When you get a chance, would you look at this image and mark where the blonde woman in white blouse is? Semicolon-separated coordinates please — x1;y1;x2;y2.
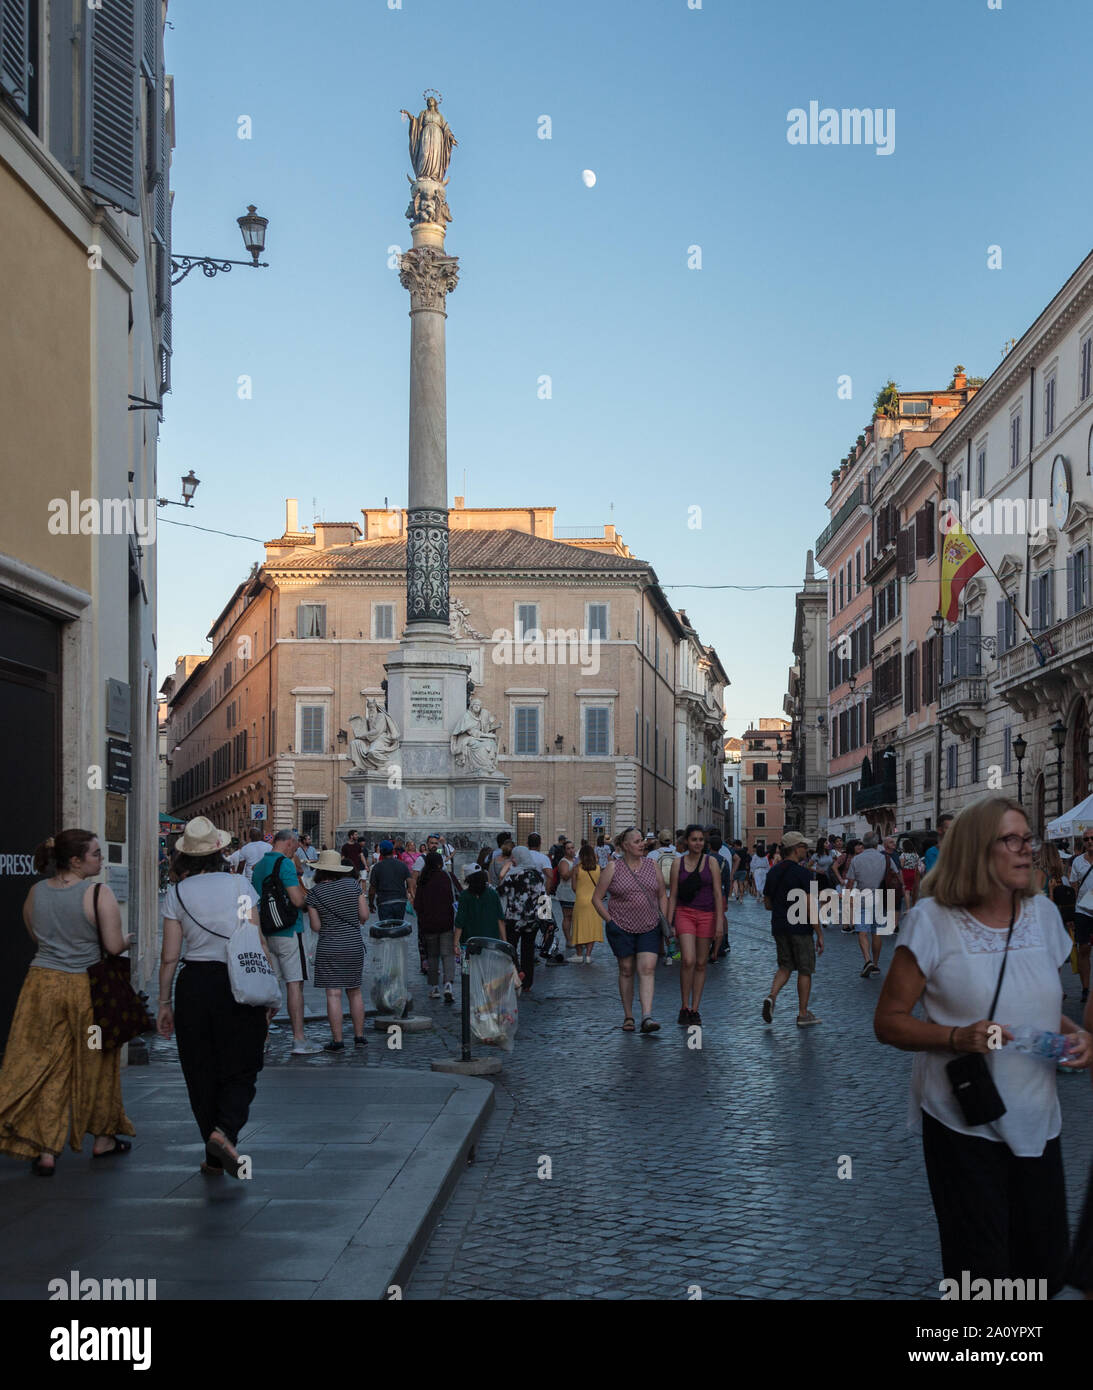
875;796;1091;1297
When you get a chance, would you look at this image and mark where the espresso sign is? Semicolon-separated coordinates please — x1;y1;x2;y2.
409;680;444;727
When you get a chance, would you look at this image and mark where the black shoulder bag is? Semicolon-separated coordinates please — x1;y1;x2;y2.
676;854;707;905
945;897;1016;1127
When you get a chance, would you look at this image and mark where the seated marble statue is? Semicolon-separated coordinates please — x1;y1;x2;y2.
348;699;400;771
450;698;499;773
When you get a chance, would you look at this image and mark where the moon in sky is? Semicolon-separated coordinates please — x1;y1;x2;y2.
581;169;596;188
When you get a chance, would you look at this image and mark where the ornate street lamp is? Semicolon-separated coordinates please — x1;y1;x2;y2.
157;470;200;509
1051;718;1067;819
171;205;271;285
1012;730;1028;804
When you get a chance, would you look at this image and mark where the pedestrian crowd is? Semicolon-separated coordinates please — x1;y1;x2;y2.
1;800;1091;1302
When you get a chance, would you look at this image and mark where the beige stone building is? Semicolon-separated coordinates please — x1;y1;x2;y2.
165;502;727;849
0;0;173;1017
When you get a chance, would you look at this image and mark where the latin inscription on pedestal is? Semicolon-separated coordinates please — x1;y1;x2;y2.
409;679;444;727
371;786;399;818
453;785;478;819
348;789;366;821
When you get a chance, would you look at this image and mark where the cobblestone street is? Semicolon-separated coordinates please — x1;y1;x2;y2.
390;895;1092;1301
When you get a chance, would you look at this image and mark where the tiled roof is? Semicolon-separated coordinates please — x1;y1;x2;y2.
270;529;648;574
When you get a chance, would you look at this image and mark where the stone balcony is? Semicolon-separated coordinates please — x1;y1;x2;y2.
994;609;1093;715
791;774;828;796
938;676;989;738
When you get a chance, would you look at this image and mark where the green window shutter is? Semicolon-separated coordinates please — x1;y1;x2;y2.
141;0;156;79
81;0;140;215
0;0;30;116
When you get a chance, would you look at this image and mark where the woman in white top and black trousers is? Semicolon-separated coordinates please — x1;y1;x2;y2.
875;796;1092;1296
157;817;273;1178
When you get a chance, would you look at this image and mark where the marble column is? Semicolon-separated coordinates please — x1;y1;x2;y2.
399;242;459;642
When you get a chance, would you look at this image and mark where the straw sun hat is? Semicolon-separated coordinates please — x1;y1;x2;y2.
177;816;233;857
313;849;352;874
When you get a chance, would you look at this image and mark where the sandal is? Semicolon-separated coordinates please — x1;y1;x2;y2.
205;1131;243;1178
640;1018;661;1034
621;1016;635;1031
91;1138;132;1158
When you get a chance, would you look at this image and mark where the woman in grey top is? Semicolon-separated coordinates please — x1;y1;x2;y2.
0;829;135;1174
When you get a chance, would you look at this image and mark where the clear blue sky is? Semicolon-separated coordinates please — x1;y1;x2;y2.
156;0;1093;737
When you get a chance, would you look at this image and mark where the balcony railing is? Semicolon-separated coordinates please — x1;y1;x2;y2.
996;608;1093;687
939;676;988;712
791;774;828;795
855;782;897;812
816;483;865;557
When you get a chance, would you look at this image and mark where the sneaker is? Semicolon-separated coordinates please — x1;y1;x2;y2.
868;963;882;978
545;954;567;966
796;1011;822;1026
860;962;873;978
443;983;454;1003
354;1035;368;1047
323;1039;345;1052
690;1011;702;1026
677;1007;690;1025
428;986;441;1000
761;996;774;1024
291;1039;324;1055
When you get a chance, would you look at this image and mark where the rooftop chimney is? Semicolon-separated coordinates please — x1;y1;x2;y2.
286;498;299;533
453;496;464;509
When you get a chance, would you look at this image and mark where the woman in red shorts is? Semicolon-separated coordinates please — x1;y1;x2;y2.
668;825;724;1027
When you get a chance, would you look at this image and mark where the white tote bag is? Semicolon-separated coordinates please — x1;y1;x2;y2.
177;882;282;1009
226;919;282;1008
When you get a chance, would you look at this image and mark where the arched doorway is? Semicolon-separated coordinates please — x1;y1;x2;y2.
1073;698;1090;807
1032;773;1045;841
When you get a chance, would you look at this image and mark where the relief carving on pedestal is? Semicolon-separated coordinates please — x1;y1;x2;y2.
406;508;450;623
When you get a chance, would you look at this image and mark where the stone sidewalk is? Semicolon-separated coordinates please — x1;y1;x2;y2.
0;1063;492;1300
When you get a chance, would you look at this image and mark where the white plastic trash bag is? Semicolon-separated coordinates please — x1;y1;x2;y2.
468;941;520;1051
370;925;411;1017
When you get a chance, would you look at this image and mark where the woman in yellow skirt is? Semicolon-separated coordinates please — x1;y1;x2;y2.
0;830;135;1174
570;844;603;962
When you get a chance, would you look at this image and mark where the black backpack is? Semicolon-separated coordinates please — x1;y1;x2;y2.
258;855;295;933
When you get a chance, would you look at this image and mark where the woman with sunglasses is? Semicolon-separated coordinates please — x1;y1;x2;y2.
1068;832;1093;1005
592;827;667;1033
875;796;1091;1298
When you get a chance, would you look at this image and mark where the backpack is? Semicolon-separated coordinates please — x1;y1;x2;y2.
658;852;675;890
258;855;295;933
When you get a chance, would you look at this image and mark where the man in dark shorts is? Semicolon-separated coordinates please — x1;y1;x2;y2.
761;830;824;1027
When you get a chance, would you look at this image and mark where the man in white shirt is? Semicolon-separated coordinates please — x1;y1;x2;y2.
233;827;271;882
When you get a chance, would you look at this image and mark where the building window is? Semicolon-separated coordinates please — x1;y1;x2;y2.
511;801;540;841
1081;335;1093;402
1044;374;1057;437
586;602;609;640
830;581;836;616
753;762;768;781
1069;546;1091;617
372;603;395;639
299;705;325;754
839;571;844;609
583;706;610;756
855;550;862;594
924;751;933;790
971;736;980;784
297;604;325;639
298;799;324;845
904;758;912;797
514;706;540;755
976;445;987;499
946;744;957;790
1032;570;1053;633
756;812;766;828
515;603;540;639
1003;725;1012;776
583;805;611;841
755;788;766;805
1010;413;1021;470
865;540;872;572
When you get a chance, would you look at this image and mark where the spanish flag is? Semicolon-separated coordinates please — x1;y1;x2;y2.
940;521;985;622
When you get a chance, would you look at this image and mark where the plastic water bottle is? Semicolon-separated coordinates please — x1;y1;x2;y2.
1008;1025;1070;1061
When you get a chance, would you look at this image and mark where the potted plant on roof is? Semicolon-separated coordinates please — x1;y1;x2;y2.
873;380;900;420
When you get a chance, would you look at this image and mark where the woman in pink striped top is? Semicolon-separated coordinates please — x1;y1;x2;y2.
592;828;668;1033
